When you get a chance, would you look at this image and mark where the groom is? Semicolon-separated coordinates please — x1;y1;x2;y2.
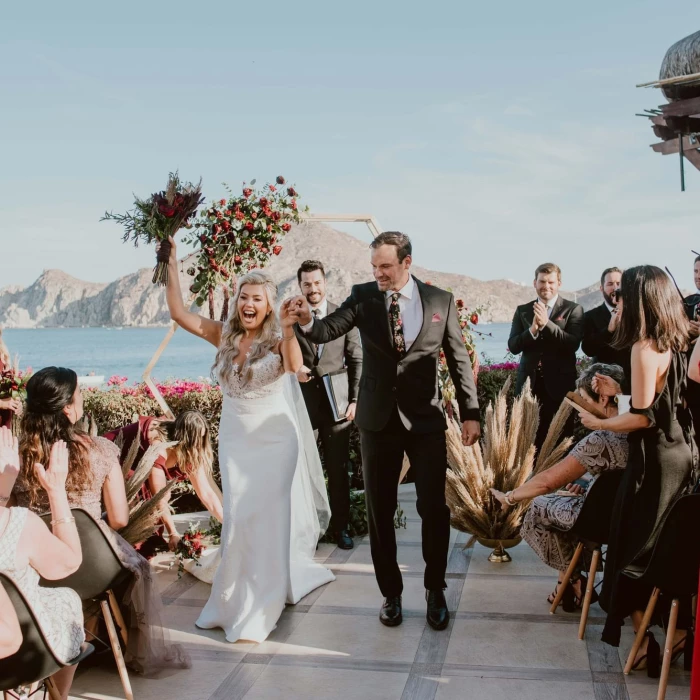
288;231;480;630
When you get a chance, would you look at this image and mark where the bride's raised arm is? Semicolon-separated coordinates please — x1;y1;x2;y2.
278;299;303;374
161;236;222;348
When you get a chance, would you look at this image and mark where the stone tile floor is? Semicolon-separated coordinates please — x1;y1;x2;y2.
68;484;692;699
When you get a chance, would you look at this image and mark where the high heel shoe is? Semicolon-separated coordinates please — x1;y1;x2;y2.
669;632;688;667
631;631;661;678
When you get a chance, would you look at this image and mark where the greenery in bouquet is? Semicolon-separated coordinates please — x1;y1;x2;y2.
102;171;204;285
173;524;207;578
182;175;307;316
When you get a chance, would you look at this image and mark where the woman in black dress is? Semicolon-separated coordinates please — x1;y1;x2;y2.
579;266;694;675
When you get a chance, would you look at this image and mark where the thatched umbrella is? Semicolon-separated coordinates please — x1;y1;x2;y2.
659;30;700;101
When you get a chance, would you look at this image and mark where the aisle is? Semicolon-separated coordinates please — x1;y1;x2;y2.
68;484;691;700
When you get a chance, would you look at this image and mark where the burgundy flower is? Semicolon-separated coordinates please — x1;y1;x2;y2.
234;255;242;265
219;199;227;206
243;187;253;198
216;211;224;220
470;313;479;325
213;224;222;235
259;197;269;207
199;234;207;244
282;222;291;232
287;187;297;197
158;203;176;217
276;175;285;184
245;222;254;231
456;299;464;309
273;245;283;255
235;209;244;221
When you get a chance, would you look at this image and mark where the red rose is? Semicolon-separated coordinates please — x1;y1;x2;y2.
251;212;257;219
272;211;281;222
273;245;283;255
269;184;276;192
290;199;297;210
234;255;242;265
282;222;291;232
456;299;464;309
243;188;253;198
235;210;244;221
266;225;272;232
219;199;227;206
276;175;285;184
263;207;273;217
199;234;207;244
222;220;231;231
158;203;176;217
287;187;297;197
259;197;268;207
224;209;232;216
245;222;254;231
470;313;479;325
216;211;223;220
214;224;222;235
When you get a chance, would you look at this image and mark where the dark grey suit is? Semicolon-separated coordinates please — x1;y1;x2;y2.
294;301;362;532
303;276;479;596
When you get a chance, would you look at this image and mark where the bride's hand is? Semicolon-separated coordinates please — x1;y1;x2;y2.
279;299;297;328
156;236;178;265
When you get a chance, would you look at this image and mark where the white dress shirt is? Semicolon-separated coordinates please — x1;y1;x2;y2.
301;276;424;351
530;294;559;339
385;275;423;351
311;298;328;357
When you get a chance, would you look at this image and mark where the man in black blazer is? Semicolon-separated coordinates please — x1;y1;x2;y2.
294;260;362;550
287;232;480;632
582;267;630;388
508;263;584;452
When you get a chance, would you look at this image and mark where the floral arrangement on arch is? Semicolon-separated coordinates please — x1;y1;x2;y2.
182;176;308;319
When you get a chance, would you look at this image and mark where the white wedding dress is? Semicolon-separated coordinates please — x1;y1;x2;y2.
187;350;335;643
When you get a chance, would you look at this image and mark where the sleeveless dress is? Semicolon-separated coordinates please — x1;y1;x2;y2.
522;429;628;572
192;351;334;643
600;351;695;646
0;507;84;662
13;438;190;675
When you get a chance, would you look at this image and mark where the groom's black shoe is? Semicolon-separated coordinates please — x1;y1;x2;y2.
379;596;403;627
426;590;449;631
336;530;354;550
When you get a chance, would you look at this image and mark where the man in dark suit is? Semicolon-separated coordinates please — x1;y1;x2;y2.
294;260;362;550
508;262;584;452
582;267;630;388
286;232;480;631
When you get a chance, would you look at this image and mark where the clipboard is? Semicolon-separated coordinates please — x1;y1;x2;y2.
564;391;608;419
322;369;350;422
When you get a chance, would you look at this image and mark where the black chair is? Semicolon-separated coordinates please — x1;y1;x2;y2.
549;470;624;640
39;509;134;700
0;573;94;700
622;492;700;700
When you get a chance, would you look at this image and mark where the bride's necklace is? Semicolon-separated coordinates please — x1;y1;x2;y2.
233;332;256;375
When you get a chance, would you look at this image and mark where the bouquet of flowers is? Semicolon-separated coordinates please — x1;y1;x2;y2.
0;366;32;435
182;175;307;316
173;525;206;578
102;171;205;286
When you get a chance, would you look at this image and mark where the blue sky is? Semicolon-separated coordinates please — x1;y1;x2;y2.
1;1;699;292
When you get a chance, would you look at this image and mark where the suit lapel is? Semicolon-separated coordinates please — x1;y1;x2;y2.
405;277;431;356
372;286;394;350
549;296;565;323
316;302;336;361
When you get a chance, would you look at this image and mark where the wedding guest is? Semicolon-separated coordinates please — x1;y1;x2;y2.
492;363;627;611
0;582;21;659
0;328;22;429
683;254;700;448
13;367;190;677
581;266;693;675
508;263;584;451
294;260;362;550
103;412;223;555
0;427;84;699
290;231;480;631
582;267;631;387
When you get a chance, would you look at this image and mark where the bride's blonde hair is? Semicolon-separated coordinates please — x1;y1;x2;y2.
213;271;280;387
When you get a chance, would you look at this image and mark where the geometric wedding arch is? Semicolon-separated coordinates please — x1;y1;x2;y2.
142;213;383;417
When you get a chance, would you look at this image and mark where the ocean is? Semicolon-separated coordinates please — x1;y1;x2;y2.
3;324;514;382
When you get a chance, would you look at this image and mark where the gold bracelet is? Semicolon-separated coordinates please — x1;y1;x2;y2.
504;491;517;506
50;517;76;526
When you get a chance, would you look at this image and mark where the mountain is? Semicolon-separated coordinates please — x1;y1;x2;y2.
0;222;604;328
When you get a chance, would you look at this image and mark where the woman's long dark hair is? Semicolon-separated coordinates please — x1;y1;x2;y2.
613;265;689;353
19;366;92;508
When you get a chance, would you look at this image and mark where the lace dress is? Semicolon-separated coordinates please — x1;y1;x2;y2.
192;351;334;643
13;437;190;676
0;507;84;662
521;430;629;571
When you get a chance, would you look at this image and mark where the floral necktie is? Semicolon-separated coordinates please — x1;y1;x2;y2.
389;293;406;357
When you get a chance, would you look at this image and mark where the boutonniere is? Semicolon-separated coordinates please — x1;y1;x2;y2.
554;315;566;322
431;313;441;323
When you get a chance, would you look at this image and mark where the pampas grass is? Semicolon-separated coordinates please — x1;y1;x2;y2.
119;477;178;546
445;379;573;546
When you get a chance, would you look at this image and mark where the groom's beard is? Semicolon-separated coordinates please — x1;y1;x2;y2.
603;291;617;308
305;292;324;307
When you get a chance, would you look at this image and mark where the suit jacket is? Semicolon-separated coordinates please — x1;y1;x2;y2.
507;296;584;399
302;276;480;434
683;294;700;410
294;301;362;429
582;303;631;386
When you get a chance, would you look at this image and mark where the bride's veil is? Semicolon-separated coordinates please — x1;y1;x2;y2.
283;373;331;557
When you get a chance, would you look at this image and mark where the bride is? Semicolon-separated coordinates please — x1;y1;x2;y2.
161;237;334;643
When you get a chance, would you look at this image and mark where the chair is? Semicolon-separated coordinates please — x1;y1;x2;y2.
622;493;700;700
549;470;624;640
0;573;94;700
39;509;134;700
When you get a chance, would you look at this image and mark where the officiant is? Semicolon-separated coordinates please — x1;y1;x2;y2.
294;260;362;550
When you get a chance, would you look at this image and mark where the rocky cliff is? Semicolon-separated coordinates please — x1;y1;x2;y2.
0;223;605;328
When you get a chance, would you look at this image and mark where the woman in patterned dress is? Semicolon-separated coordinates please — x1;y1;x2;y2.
0;426;84;699
13;367;190;676
492;362;628;611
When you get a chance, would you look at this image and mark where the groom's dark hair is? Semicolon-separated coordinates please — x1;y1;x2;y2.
370;231;412;263
297;260;326;283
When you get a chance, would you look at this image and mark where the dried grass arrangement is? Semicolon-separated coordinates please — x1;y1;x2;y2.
445;378;574;554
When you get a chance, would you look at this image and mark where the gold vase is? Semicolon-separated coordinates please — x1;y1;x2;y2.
476;537;522;563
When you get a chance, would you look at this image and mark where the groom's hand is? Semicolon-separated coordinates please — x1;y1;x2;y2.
461;419;480;447
287;295;312;326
